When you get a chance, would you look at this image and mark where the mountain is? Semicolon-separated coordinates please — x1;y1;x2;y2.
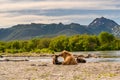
0;17;119;41
112;25;120;37
88;17;118;34
0;23;89;41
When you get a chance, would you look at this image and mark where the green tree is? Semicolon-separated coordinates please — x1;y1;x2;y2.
98;32;115;44
98;32;115;50
68;35;84;51
0;41;5;52
49;35;69;52
37;38;51;49
82;35;99;51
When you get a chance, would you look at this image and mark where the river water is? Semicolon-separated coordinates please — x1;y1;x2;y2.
0;51;120;62
73;51;120;62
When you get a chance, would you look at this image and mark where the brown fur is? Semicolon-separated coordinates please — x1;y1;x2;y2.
52;55;62;65
59;50;77;65
76;57;86;63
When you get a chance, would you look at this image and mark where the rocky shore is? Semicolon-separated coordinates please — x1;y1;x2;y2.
0;61;120;80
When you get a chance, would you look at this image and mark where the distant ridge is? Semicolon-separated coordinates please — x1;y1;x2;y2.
0;17;119;41
88;17;118;34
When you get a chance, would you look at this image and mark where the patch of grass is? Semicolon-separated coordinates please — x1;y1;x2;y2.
26;67;38;72
72;75;82;80
39;72;50;78
97;73;117;78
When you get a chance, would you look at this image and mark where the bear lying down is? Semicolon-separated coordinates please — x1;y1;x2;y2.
53;50;86;65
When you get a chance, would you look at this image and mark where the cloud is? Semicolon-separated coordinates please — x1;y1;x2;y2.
0;13;120;28
0;0;120;11
0;0;120;27
1;9;120;17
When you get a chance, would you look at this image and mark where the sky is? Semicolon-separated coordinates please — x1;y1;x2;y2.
0;0;120;28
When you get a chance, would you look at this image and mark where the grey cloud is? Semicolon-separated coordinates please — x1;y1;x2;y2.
1;9;120;17
0;0;120;27
6;0;54;2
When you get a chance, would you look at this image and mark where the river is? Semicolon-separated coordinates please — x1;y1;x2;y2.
73;51;120;62
0;51;120;62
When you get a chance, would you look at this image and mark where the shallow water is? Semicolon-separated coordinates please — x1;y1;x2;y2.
72;51;120;58
73;51;120;62
0;51;120;62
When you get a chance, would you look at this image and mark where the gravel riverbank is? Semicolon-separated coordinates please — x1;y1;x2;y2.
0;61;120;80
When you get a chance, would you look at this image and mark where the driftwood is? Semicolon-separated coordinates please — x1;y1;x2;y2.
0;59;29;62
74;54;99;58
85;54;98;58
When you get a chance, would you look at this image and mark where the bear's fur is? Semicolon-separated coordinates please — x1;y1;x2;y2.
76;57;86;63
52;55;62;65
59;50;77;65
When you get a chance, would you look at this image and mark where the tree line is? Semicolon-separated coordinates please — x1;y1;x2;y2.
0;32;120;54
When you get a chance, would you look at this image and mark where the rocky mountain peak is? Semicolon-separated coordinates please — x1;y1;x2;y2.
88;17;118;27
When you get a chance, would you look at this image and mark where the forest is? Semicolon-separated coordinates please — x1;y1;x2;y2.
0;32;120;54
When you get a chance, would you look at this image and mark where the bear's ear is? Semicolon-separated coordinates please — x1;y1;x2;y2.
62;50;68;53
63;50;67;52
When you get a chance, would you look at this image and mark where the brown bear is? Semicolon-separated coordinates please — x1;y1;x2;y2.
76;57;86;63
52;55;62;65
59;50;77;65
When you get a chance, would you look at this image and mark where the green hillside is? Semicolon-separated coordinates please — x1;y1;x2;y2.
0;17;118;41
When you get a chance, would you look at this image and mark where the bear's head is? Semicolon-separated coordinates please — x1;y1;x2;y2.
53;55;59;60
59;50;71;59
53;55;62;65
